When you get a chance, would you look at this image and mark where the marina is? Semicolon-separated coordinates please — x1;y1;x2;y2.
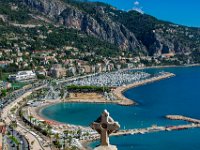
67;71;151;87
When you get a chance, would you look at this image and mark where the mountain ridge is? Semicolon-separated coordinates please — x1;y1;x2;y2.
1;0;200;61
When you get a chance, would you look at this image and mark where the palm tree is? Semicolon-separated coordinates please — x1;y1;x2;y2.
50;134;54;149
77;129;82;139
28;115;33;124
46;124;52;136
64;130;69;137
63;130;69;148
10;120;17;137
54;133;61;149
68;136;72;145
10;120;21;150
54;133;60;141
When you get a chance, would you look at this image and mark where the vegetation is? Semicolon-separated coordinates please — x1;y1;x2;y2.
0;23;120;59
12;82;28;90
66;85;111;92
0;0;200;76
0;0;31;23
37;74;46;80
192;50;200;63
0;89;7;97
9;135;20;145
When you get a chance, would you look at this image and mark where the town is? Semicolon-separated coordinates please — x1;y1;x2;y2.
0;0;200;150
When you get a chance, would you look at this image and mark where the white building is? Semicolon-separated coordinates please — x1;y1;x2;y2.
8;70;36;81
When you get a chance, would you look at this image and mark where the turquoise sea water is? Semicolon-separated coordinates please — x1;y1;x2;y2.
41;66;200;150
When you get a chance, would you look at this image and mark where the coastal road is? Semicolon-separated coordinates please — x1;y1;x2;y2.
1;86;51;150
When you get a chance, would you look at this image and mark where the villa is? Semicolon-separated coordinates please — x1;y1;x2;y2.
50;64;67;78
8;70;36;81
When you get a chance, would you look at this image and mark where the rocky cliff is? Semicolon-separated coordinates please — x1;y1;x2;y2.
2;0;200;56
23;0;144;54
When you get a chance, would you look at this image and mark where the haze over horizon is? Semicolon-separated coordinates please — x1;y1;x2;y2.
89;0;200;27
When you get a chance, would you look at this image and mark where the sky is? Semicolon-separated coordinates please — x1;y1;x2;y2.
89;0;200;27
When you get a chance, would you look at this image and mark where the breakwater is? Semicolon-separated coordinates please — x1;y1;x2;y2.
113;72;175;106
88;115;200;142
166;115;200;124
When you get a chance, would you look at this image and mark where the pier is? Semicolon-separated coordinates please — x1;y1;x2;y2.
87;115;200;141
113;115;200;136
88;124;200;142
166;115;200;124
112;124;200;137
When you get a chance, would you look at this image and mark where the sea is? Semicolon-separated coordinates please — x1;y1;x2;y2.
41;66;200;150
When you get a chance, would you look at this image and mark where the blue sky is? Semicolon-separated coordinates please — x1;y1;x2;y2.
89;0;200;27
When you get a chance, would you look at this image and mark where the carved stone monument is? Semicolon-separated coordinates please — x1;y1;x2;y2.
90;109;120;150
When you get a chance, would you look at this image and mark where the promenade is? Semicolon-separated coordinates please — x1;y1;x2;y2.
1;85;51;150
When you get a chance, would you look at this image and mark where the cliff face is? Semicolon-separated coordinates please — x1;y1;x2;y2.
23;0;144;53
22;0;200;56
106;9;200;56
146;27;199;56
144;31;191;55
24;0;66;17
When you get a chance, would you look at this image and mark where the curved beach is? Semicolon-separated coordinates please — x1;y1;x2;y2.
26;72;176;132
22;71;177;149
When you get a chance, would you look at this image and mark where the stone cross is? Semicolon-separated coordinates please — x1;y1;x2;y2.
90;110;120;146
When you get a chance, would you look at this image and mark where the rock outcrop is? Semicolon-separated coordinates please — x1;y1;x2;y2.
23;0;144;53
22;0;200;56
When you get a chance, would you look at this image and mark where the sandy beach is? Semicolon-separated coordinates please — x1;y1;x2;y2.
20;71;176;149
32;72;175;124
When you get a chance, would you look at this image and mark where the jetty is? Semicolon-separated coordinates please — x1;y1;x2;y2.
87;115;200;142
166;115;200;124
114;115;200;136
112;124;200;137
88;123;200;142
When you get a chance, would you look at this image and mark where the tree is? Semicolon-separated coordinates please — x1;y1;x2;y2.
28;115;33;124
10;120;17;137
46;124;52;136
32;118;37;126
1;89;7;97
53;133;62;148
0;68;2;80
77;129;82;139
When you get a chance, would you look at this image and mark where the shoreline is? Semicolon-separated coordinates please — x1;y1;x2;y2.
12;65;199;149
113;72;175;106
30;72;176;130
128;63;200;71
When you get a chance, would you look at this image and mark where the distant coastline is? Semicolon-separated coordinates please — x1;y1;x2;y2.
128;63;200;71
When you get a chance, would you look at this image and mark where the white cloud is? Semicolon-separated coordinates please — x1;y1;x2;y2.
134;1;140;6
